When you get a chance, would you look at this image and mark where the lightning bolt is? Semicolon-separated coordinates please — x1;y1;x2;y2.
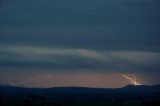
7;74;53;86
8;76;39;86
122;74;141;86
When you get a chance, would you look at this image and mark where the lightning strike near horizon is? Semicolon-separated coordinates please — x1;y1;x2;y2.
122;74;141;86
8;76;39;86
7;74;54;86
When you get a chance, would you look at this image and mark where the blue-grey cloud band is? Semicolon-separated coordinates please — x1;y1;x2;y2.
0;47;159;73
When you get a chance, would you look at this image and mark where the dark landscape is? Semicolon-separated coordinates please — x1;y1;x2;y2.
0;0;160;106
0;84;160;106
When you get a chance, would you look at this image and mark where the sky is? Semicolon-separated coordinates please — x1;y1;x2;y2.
0;0;160;88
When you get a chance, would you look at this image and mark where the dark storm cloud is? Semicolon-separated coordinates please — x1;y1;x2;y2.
0;0;160;86
0;47;160;74
0;0;159;75
0;0;160;51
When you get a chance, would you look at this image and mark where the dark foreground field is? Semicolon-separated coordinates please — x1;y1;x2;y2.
0;85;160;106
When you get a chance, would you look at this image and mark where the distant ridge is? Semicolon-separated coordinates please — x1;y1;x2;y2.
123;84;160;90
0;84;160;94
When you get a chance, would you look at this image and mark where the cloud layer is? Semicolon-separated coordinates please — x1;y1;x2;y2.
0;0;160;86
0;47;159;74
0;0;160;51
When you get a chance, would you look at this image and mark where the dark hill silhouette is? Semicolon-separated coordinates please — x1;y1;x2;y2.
0;84;160;94
0;84;160;106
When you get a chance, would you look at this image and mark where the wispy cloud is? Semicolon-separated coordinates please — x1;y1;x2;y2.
0;46;159;73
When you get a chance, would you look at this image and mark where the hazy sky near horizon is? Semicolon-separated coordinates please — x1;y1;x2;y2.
0;0;160;88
